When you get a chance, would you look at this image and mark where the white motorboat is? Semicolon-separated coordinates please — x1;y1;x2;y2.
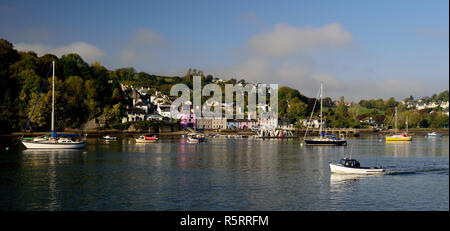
329;158;385;174
427;132;441;137
20;61;86;149
103;135;117;140
187;135;206;143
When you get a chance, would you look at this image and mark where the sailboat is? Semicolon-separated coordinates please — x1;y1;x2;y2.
385;107;412;142
21;61;86;149
304;82;347;146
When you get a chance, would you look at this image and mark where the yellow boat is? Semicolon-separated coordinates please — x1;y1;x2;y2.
385;107;412;142
385;134;412;141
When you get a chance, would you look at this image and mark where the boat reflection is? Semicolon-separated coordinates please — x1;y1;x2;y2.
329;173;377;185
22;148;85;155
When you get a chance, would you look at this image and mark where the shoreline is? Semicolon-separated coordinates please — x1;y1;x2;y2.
1;128;448;138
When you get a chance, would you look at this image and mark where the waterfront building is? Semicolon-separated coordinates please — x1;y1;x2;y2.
196;118;212;130
227;120;239;129
277;118;292;129
258;118;278;130
178;113;196;129
211;117;227;130
237;119;252;129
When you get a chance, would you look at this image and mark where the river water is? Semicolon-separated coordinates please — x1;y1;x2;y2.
0;135;448;211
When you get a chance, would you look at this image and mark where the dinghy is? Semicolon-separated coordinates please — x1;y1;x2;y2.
135;135;159;143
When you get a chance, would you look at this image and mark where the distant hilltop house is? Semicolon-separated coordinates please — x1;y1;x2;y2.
121;86;174;123
300;117;325;129
359;116;375;124
212;78;225;83
415;101;449;111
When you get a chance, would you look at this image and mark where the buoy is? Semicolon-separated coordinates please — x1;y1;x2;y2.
5;147;9;151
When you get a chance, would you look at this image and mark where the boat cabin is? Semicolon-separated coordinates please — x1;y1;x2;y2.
339;158;360;168
321;132;344;140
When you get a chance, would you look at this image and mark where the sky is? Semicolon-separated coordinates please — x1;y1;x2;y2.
1;0;448;101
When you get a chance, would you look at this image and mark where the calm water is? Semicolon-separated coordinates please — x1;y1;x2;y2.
0;135;448;211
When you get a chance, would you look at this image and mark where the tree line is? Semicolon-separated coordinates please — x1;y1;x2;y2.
0;38;448;133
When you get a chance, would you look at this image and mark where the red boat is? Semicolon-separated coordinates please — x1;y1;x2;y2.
144;136;158;140
135;135;159;143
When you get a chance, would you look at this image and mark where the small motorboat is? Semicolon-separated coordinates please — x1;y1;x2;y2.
103;135;117;140
187;135;206;143
329;158;385;175
427;132;441;137
135;135;159;143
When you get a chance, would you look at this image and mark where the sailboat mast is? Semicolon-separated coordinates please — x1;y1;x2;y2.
394;107;397;134
406;115;408;133
320;82;323;137
51;61;55;137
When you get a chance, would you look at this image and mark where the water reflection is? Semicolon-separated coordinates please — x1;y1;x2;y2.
0;135;447;210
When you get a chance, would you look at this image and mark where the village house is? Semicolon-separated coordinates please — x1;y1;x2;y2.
178;113;196;129
157;104;172;118
227;119;239;129
277;118;292;129
300;117;325;129
237;119;252;129
359;116;375;124
196;118;212;130
258;118;278;130
211;118;227;130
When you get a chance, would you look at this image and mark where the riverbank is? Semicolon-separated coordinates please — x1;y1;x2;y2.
1;127;448;138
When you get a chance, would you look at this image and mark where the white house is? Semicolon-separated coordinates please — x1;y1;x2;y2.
300;118;325;129
258;118;278;130
157;104;172;118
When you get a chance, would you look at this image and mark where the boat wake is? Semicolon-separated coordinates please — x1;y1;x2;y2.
383;167;449;175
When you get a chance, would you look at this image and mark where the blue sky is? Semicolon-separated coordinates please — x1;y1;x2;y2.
1;0;448;101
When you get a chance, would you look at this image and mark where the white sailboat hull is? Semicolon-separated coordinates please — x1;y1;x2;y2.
329;163;384;174
21;140;86;149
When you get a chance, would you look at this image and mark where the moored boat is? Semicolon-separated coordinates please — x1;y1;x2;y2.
103;135;117;140
303;82;347;146
20;61;86;149
187;135;206;143
304;133;347;146
385;107;412;142
135;135;159;143
329;158;385;174
385;133;412;141
21;137;86;149
427;132;441;137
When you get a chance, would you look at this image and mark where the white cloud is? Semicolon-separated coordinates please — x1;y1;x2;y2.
118;28;169;65
219;56;433;102
14;41;104;63
248;23;353;58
